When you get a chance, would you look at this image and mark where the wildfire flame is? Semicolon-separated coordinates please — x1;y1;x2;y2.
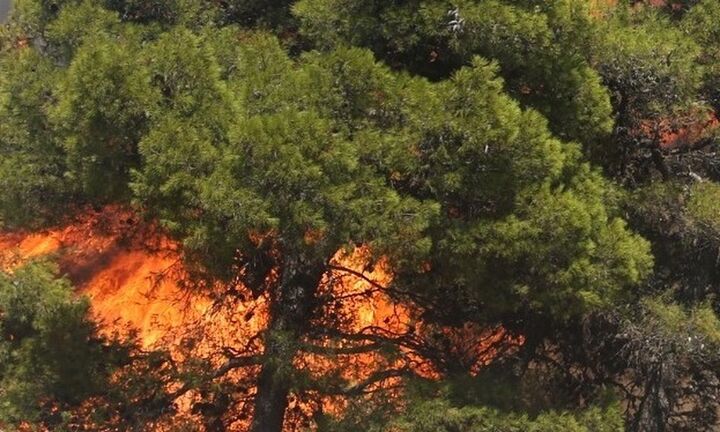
0;206;520;430
0;206;201;346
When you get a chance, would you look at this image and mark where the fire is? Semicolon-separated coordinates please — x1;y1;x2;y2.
0;206;406;349
0;206;205;346
636;110;719;154
0;205;518;429
659;112;719;150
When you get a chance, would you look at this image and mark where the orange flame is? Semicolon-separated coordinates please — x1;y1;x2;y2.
0;206;204;346
0;206;519;430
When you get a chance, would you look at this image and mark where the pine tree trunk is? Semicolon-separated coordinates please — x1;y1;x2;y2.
250;256;324;432
251;330;293;432
634;362;669;432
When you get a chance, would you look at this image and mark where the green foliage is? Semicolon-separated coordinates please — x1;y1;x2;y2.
643;296;720;346
44;0;125;58
0;3;654;315
294;0;615;146
133;39;439;278
9;0;81;37
0;48;67;229
687;181;720;233
633;180;720;251
1;1;695;430
51;32;153;200
391;58;652;321
593;13;702;122
0;262;179;431
129;36;651;320
144;27;232;119
212;0;294;27
292;0;716;182
103;0;179;24
586;8;710;180
320;395;624;432
683;0;720;111
387;400;623;432
0;262;122;426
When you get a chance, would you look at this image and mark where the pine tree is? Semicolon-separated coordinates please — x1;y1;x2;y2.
3;1;720;431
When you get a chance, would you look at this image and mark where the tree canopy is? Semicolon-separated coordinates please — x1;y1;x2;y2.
2;0;720;431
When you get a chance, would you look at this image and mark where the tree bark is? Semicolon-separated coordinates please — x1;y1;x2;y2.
250;255;324;432
634;362;669;432
251;348;291;432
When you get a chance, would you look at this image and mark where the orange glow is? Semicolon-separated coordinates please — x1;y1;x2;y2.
0;206;519;430
0;207;410;350
638;111;719;151
0;206;205;346
660;113;719;150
